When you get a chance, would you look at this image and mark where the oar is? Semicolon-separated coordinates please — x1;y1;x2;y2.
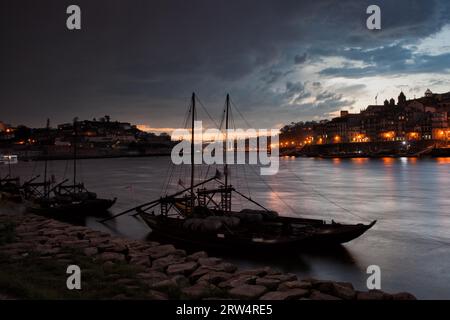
21;175;41;187
45;178;69;197
98;198;161;223
130;201;161;217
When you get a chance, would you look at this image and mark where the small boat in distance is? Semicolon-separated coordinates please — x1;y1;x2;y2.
0;154;21;202
0;176;22;202
102;93;376;252
0;154;18;165
23;119;116;219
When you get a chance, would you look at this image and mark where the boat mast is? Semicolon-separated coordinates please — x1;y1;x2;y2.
73;118;77;190
190;92;195;209
7;155;11;177
224;94;229;193
223;94;230;213
44;119;49;197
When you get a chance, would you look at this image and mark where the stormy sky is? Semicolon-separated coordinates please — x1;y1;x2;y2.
1;0;450;132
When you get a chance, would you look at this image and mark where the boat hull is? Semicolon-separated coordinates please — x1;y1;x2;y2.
139;213;375;252
26;198;116;218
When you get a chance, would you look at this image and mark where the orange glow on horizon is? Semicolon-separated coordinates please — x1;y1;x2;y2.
436;157;450;164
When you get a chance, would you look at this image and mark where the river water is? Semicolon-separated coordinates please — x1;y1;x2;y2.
4;156;450;299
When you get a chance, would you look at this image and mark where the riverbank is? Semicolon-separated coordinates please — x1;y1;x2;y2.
280;140;450;158
0;211;416;300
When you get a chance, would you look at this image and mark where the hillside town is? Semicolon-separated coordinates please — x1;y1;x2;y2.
280;89;450;148
0;116;172;160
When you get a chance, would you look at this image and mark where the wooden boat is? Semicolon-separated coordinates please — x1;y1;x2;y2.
24;120;116;218
0;157;22;202
0;176;22;202
102;93;376;252
138;207;376;251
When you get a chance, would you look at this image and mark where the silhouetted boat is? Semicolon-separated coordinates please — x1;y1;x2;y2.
0;176;22;202
102;93;376;252
24;119;116;218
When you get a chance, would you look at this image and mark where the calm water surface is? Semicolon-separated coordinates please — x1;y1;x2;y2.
4;156;450;299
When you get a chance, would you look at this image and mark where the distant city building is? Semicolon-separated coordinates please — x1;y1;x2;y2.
280;90;450;147
0;116;171;149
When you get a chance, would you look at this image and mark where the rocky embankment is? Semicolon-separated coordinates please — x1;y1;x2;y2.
0;212;416;300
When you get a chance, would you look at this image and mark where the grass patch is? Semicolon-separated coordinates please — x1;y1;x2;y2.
0;250;155;300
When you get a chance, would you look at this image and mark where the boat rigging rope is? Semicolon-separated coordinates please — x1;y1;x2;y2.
226;96;370;222
246;164;298;215
63;159;69;180
162;98;192;196
196;95;220;129
284;165;370;222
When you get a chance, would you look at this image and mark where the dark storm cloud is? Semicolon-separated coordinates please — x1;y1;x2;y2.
318;44;450;78
294;53;308;65
1;0;450;127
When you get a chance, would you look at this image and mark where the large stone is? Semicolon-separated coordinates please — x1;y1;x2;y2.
103;261;115;268
198;257;222;266
61;240;90;249
207;262;237;273
260;289;309;300
171;249;187;257
98;252;126;262
218;275;258;289
265;273;297;282
152;255;185;270
314;281;356;300
356;290;385;300
182;282;219;300
278;280;312;291
38;247;61;256
106;240;128;254
89;237;110;247
166;261;198;276
189;266;213;281
309;290;341;300
228;284;267;300
237;268;271;277
147;244;177;259
151;275;190;293
83;247;98;257
116;278;137;285
171;275;190;287
186;251;208;262
331;283;356;300
129;255;152;267
147;290;169;300
151;279;181;293
336;282;354;290
198;272;233;285
42;229;66;237
392;292;416;300
138;271;168;285
255;277;282;290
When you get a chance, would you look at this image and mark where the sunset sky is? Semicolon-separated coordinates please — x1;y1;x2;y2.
2;0;450;132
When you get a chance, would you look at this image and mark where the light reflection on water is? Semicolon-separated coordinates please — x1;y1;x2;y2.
5;156;450;299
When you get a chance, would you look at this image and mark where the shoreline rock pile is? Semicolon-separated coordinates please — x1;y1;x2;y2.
0;212;416;300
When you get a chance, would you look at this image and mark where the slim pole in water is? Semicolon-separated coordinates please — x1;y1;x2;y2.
73;119;77;189
190;92;195;209
224;94;230;213
44;119;49;197
8;156;11;177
